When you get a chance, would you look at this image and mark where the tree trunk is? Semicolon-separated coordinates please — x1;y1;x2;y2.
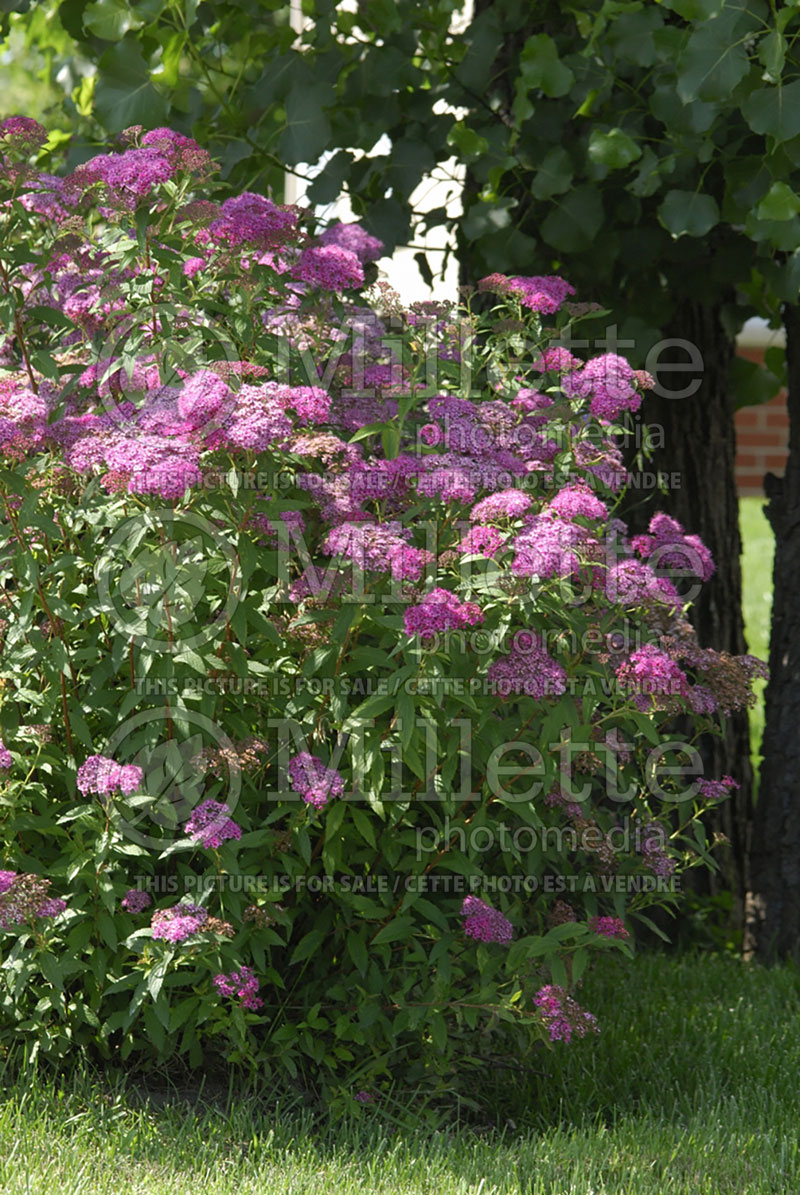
626;301;753;935
744;304;800;962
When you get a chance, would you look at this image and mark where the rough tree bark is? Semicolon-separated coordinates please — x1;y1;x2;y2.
627;301;753;930
744;303;800;962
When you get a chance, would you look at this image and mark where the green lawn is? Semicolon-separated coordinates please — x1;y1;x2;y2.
1;951;799;1194
740;497;774;786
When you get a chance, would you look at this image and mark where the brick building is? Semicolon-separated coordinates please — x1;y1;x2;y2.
735;320;788;496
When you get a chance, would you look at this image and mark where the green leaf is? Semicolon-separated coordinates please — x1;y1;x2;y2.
758;31;786;82
675;14;752;103
280;81;333;167
658;189;720;238
588;128;642;171
346;929;368;975
540;184;603;252
94;39;168;132
530;147;573;200
371;916;414;945
742;82;800;143
84;0;143;40
756;181;800;221
518;33;575;98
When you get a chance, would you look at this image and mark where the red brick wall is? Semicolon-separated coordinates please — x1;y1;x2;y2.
734;346;788;496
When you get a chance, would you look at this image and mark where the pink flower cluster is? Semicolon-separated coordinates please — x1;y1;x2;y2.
696;775;740;801
151;901;210;943
460;895;513;943
533;984;599;1043
615;645;690;711
288;752;345;809
632;513;715;583
294;245;364;290
562;353;643;421
77;754;143;796
184;799;242;850
319;221;384;263
588;916;629;939
121;888;153;913
488;637;567;700
0;870;66;929
213;964;263;1010
0;740;11;769
403;588;483;638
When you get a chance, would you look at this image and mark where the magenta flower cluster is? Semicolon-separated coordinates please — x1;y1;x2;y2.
488;636;568;700
533;985;599;1043
288;752;345;809
615;645;690;711
77;754;143;796
0;870;66;930
184;799;242;850
121;888;153;914
151;902;211;944
213;965;263;1010
403;588;483;638
588;916;629;939
460;895;513;943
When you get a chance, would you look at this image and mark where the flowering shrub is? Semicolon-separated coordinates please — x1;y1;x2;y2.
0;118;765;1101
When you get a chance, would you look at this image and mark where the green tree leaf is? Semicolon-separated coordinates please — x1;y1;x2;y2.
94;39;168;131
588;128;642;171
742;81;800;142
83;0;143;40
658;189;720;238
518;33;575;98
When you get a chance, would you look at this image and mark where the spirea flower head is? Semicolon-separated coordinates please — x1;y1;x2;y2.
77;754;143;796
293;244;365;290
487;638;568;700
69;148;175;207
616;645;690;712
470;489;532;522
213;965;263;1010
460;895;513;943
319;222;384;264
207;192;299;249
0;740;11;769
139;128;214;176
288;752;344;809
533;984;599;1042
638;823;676;878
177;370;234;430
605;559;682;612
459;525;507;557
0;116;48;155
0;872;66;930
151;901;234;943
506;274;576;314
403;588;483;638
532;346;581;374
562;353;642;421
631;512;715;583
696;775;740;801
121;888;152;913
183;799;242;850
588;916;629;939
511;516;593;580
548;483;608;521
